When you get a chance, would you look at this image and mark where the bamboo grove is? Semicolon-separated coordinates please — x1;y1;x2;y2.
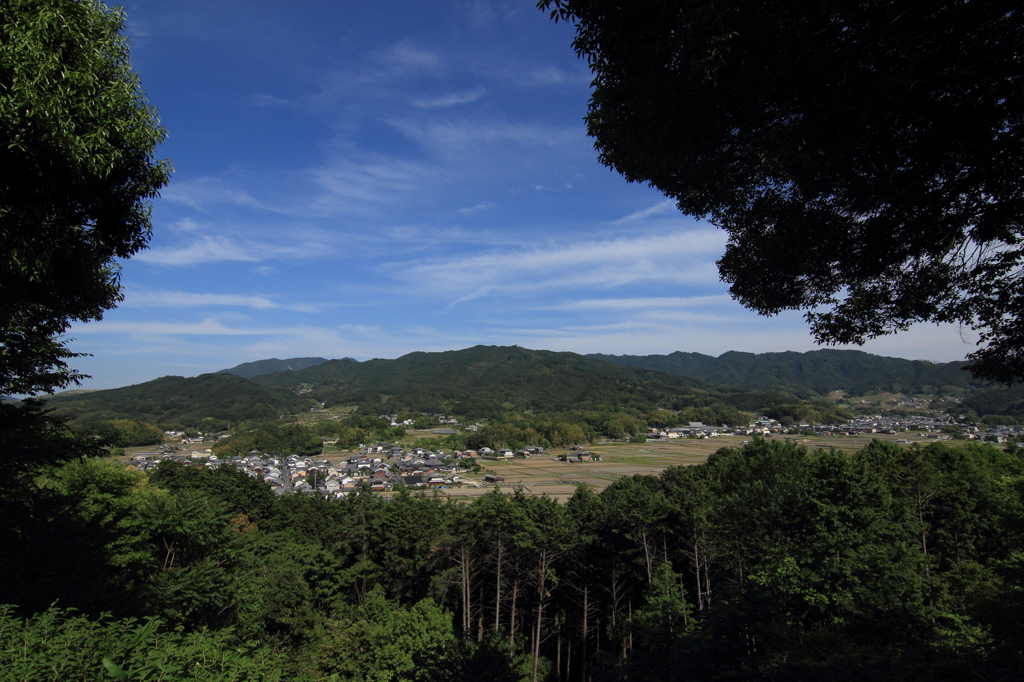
2;438;1023;681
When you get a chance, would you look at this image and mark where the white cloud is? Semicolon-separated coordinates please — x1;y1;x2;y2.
458;202;495;215
612;199;678;224
389;118;580;157
383;43;441;70
525;66;566;85
122;290;277;309
414;88;486;109
390;229;728;303
138;225;339;267
136;236;262;266
160;177;271;212
73;318;280;336
541;295;734;311
169;217;201;232
308;155;446;215
251;92;290;107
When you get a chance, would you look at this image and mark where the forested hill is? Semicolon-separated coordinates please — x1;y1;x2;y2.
589;348;982;397
252;346;707;416
214;356;331;378
41;347;857;429
250;345;845;422
44;373;316;429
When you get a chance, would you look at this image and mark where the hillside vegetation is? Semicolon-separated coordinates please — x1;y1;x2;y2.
44;346;1024;433
252;345;847;423
3;440;1022;680
45;373;315;429
589;348;983;397
214;356;330;378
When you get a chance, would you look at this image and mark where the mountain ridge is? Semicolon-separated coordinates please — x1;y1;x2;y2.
41;347;1024;428
588;348;982;397
215;356;333;378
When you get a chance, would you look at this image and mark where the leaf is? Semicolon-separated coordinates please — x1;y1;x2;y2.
102;657;129;681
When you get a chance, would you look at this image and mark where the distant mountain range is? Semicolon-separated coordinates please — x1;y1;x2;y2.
215;356;332;378
249;346;714;417
588;349;983;397
41;346;1023;428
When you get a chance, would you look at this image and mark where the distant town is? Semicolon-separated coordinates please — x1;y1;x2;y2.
126;409;1020;498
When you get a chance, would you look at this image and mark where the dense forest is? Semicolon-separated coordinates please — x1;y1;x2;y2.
43;346;853;434
589;349;983;397
2;437;1022;680
44;373;318;429
215;357;331;379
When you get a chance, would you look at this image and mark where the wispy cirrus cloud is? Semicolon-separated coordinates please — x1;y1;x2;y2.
73;318;379;340
308;42;444;110
383;42;441;70
122;290;277;309
458;202;495;215
524;66;568;85
389;229;728;303
390;118;580;157
539;295;733;311
413;88;486;109
160;177;272;213
251;92;290;107
137;233;332;267
308;155;447;215
612;199;679;224
136;236;263;266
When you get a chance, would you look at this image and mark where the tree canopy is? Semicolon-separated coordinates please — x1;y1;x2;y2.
4;440;1024;679
540;0;1024;383
0;0;171;397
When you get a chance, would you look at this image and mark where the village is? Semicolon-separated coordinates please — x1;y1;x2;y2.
125;409;1021;500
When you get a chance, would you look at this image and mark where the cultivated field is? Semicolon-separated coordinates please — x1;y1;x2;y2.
433;432;941;502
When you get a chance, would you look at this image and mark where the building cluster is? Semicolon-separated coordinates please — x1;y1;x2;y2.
644;415;1020;444
128;445;490;497
817;415;1019;443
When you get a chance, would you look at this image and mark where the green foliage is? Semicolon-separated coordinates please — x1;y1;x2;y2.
148;460;276;526
213;422;323;458
0;605;284;681
543;0;1024;384
592;348;983;397
45;373;315;428
961;385;1024;420
3;437;1023;680
0;0;171;397
93;419;164;447
215;356;329;379
0;398;105;477
0;457;154;617
316;587;462;681
255;345;720;417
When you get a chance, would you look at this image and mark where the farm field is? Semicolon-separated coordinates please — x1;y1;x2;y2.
433;432;946;502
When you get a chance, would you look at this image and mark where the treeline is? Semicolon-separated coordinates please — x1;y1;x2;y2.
2;438;1022;680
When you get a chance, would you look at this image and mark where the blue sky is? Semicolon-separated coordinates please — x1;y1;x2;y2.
67;0;979;390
